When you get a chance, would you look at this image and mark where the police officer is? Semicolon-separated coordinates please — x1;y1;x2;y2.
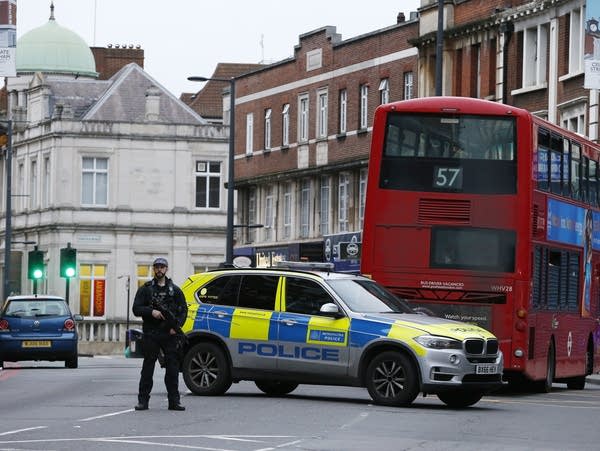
132;257;187;411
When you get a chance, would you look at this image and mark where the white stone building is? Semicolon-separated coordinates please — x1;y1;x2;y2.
0;9;229;331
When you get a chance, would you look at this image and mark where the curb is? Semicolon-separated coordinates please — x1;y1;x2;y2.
586;376;600;386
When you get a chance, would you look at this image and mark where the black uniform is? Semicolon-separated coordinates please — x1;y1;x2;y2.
132;277;187;407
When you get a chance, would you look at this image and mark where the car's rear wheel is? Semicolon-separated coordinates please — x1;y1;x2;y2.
65;353;78;369
365;351;419;406
437;390;483;408
255;380;299;396
183;342;232;395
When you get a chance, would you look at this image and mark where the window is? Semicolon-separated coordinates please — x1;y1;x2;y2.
522;24;548;88
248;187;257;243
317;90;328;138
568;8;584;74
379;78;389;105
264;185;274;241
571;142;581;200
196;275;241;306
283;183;292;239
560;102;586;135
339;89;347;134
319;176;330;235
338;172;350;232
79;264;106;317
359;168;368;229
42;156;50;208
238;275;278;310
195;161;221;208
300;179;310;238
359;84;369;129
284;277;335;315
29;159;37;210
532;246;579;312
471;44;481;98
82;157;108;207
137;264;153;288
298;94;309;142
17;162;23;211
246;113;254;155
264;108;272;150
282;103;290;146
404;72;414;100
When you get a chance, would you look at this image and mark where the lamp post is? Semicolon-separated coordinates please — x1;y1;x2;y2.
2;120;12;301
187;75;236;266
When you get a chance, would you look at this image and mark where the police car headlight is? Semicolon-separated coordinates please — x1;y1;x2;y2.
415;335;462;350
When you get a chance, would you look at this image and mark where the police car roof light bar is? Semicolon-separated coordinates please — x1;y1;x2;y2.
274;261;335;272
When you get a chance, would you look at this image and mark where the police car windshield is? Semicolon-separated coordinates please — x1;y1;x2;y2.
327;279;413;313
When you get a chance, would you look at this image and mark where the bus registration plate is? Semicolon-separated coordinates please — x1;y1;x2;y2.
476;363;498;374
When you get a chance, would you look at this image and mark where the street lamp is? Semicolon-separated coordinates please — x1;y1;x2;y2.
187;75;236;266
1;120;12;301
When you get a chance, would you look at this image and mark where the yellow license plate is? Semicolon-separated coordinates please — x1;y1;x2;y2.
22;340;52;348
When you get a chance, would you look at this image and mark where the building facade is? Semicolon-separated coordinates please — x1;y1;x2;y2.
232;16;419;269
0;9;229;328
416;0;597;141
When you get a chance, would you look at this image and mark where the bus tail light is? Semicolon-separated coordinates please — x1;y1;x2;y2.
515;319;527;332
516;308;527;318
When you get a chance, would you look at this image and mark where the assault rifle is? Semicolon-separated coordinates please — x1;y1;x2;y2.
151;298;189;350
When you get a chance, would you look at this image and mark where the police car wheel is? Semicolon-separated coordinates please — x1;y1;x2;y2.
365;351;419;406
182;342;232;395
436;391;483;408
255;380;299;396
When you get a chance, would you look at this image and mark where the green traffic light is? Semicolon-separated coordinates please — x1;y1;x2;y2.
32;269;43;279
65;267;76;278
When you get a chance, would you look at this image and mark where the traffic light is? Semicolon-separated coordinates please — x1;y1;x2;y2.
60;246;77;278
28;249;45;280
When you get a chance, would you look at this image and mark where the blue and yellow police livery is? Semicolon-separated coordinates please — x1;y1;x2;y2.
179;264;503;407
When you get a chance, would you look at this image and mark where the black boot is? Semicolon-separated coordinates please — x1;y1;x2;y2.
168;402;185;411
135;396;149;410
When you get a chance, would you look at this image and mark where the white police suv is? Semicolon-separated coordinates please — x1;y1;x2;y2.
179;263;503;407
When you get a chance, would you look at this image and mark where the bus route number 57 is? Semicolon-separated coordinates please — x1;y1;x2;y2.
434;166;463;189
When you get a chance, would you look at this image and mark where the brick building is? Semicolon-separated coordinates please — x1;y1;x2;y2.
231;15;419;268
415;0;597;140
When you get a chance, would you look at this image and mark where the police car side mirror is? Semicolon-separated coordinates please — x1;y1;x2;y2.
320;303;344;318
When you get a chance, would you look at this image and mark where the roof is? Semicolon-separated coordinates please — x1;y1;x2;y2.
39;63;206;125
183;63;264;120
16;6;97;78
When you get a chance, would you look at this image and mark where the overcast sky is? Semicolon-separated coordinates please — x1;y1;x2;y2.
17;0;421;97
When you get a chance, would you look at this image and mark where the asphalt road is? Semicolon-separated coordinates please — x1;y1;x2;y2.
1;356;599;451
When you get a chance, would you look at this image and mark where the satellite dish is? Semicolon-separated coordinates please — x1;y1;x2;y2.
233;256;252;268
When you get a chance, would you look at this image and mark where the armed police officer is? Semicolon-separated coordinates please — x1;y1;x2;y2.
132;257;187;411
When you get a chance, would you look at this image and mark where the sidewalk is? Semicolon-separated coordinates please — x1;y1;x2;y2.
586;374;600;386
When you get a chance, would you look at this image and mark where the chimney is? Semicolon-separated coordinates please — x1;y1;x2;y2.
397;12;406;23
145;86;160;121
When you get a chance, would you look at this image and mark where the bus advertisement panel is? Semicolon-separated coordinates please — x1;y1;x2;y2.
361;96;600;391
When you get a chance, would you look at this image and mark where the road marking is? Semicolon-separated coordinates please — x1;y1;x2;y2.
78;409;134;422
340;411;369;429
0;426;47;436
255;439;305;450
90;437;234;450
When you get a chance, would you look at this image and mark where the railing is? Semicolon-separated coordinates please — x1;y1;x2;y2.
76;319;143;356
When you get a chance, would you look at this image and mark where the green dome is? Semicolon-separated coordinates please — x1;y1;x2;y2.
16;17;97;77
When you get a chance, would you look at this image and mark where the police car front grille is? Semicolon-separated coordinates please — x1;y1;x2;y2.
464;338;499;356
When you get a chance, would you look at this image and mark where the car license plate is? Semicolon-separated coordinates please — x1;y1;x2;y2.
22;340;52;348
476;363;498;374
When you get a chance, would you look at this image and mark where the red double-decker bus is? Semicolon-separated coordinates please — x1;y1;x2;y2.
361;96;600;391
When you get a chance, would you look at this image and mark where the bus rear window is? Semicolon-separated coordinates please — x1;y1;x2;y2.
380;113;516;194
431;227;516;273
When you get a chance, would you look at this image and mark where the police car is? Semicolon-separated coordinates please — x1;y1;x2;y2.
179;262;503;408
